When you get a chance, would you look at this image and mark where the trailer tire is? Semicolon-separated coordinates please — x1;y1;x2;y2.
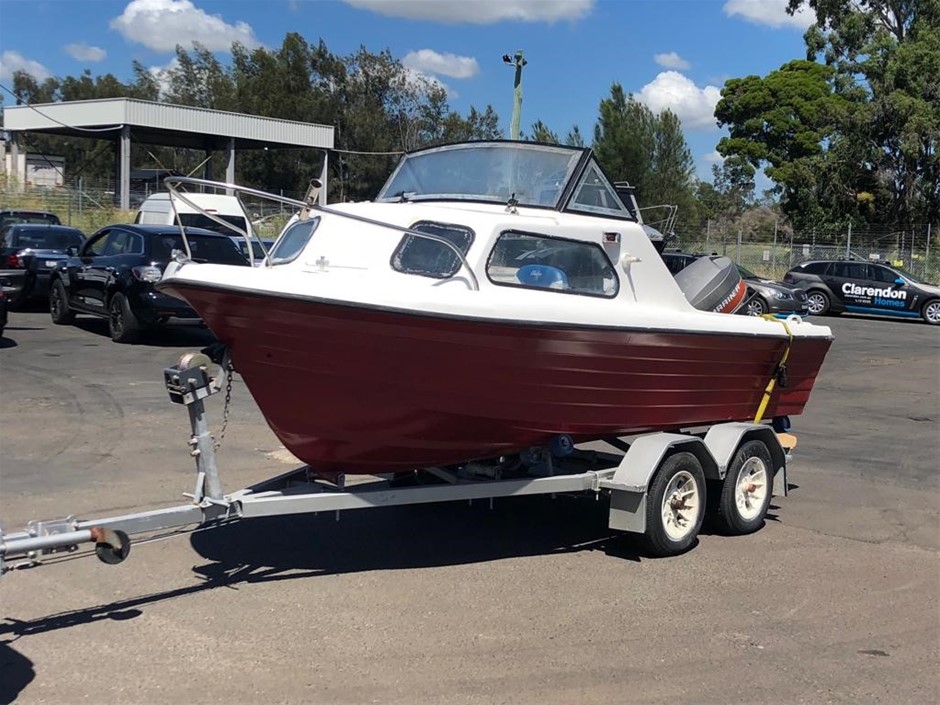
644;452;705;557
717;440;773;535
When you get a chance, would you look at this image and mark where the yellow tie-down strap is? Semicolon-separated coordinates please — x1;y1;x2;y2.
754;315;794;424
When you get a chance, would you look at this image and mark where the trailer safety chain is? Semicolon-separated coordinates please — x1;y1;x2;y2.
753;315;794;424
214;360;234;450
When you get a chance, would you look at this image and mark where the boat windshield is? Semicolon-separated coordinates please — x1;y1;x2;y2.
376;142;584;208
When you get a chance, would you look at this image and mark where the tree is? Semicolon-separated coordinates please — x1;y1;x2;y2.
784;0;940;224
592;83;698;225
528;120;559;144
564;125;585;147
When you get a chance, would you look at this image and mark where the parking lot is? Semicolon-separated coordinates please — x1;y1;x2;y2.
1;310;938;705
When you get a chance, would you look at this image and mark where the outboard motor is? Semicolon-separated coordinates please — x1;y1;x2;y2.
674;255;747;314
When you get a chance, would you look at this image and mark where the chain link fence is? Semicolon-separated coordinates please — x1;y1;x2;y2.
671;219;939;283
3;181;939;283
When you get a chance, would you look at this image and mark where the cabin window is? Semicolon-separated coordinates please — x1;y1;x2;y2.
270;217;319;264
392;221;474;279
567;163;631;219
486;231;618;297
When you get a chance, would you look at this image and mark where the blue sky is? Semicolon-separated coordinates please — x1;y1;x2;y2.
0;0;817;182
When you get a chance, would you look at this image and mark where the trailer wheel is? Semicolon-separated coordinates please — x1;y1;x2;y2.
717;440;773;535
644;452;705;557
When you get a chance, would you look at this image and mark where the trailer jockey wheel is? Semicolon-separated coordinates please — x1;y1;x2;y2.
92;528;131;565
644;452;705;557
717;440;773;535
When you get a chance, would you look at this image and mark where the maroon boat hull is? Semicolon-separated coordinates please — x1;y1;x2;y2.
162;282;831;473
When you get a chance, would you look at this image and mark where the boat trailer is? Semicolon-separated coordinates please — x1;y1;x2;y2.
0;351;794;575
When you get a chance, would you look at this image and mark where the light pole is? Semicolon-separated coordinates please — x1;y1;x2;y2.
502;51;527;141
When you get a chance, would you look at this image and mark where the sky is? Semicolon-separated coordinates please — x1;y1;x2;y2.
0;0;818;182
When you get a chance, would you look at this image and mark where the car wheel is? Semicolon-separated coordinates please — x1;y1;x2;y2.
746;296;767;316
49;279;75;325
922;299;940;325
644;452;706;557
806;290;830;315
108;292;141;343
717;440;774;535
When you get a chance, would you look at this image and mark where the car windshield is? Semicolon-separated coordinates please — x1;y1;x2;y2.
10;228;84;250
376;142;583;209
0;212;60;228
736;264;759;279
177;213;249;236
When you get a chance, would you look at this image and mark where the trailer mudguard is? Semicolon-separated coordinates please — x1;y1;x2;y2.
702;423;788;495
603;433;718;535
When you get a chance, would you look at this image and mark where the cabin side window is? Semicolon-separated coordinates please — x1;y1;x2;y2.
486;231;619;298
270;217;320;264
391;221;474;279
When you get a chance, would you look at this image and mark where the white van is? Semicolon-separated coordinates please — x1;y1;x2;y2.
134;193;254;238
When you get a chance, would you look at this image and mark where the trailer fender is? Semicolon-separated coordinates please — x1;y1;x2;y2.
604;433;718;535
702;423;788;495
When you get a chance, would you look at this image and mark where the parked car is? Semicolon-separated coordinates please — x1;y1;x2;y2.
0;285;7;337
134;193;254;237
230;236;277;264
0;223;86;304
0;209;61;229
735;263;809;317
49;224;249;343
784;259;940;325
661;252;808;317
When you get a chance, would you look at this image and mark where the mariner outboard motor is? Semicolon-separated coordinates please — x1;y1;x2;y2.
674;255;747;314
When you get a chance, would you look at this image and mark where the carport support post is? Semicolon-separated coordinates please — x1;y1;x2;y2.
119;125;131;211
319;150;329;205
225;138;235;195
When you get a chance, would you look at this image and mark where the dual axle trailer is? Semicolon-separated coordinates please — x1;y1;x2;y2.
0;351;795;575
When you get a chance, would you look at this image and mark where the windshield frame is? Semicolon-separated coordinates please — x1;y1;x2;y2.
375;141;634;221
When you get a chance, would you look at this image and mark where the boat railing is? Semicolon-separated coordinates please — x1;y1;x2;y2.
163;176;480;290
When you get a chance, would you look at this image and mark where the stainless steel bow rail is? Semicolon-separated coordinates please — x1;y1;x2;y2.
0;352;795;576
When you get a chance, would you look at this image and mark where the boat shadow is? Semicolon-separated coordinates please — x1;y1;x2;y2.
0;496;652;641
0;640;35;705
189;494;646;574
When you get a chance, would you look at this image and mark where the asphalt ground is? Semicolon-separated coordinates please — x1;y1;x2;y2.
0;307;937;705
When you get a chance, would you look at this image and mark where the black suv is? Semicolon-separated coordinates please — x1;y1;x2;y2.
784;260;940;325
49;224;248;342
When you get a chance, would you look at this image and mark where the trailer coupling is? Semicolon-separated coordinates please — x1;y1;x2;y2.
1;349;234;576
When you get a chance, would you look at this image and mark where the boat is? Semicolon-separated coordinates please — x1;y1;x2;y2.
156;140;833;474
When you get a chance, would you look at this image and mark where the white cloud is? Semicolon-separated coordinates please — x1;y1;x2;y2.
0;50;52;82
147;57;178;97
404;68;456;98
110;0;261;52
402;49;479;79
65;43;107;62
703;150;725;164
654;52;690;70
343;0;594;24
723;0;814;29
636;71;721;131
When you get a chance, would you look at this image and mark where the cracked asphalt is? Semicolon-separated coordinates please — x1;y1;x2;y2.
0;309;937;705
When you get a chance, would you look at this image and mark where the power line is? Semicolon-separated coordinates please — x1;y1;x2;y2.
0;83;124;133
332;147;404;156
